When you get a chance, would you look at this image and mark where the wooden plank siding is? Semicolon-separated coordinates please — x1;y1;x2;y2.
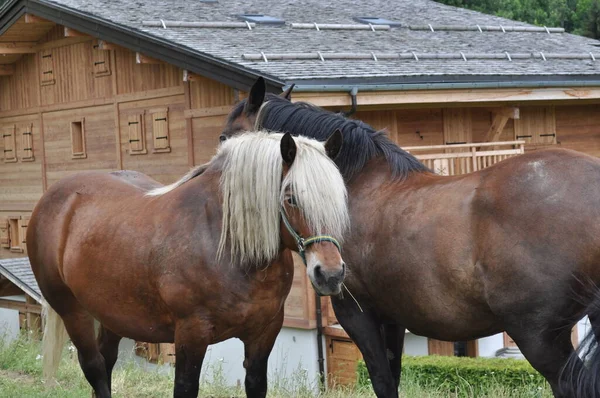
0;54;40;112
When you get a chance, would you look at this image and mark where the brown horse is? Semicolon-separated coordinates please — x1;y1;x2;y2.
28;131;349;398
221;77;600;397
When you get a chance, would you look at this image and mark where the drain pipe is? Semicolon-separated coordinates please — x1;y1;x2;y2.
341;86;359;117
316;292;326;390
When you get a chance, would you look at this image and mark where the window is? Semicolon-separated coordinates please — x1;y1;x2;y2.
128;114;147;155
151;108;170;153
354;17;402;26
8;217;21;253
2;125;17;163
40;50;55;86
237;14;285;24
21;123;34;162
70;119;87;159
92;43;111;77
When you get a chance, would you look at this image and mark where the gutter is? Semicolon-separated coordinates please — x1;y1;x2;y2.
284;80;600;92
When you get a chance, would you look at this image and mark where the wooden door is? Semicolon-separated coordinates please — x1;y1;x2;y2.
427;338;455;356
326;337;362;387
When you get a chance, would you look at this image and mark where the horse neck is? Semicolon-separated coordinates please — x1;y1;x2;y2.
346;157;433;195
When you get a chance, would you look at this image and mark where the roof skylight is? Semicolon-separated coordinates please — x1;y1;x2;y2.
354;17;401;26
237;14;285;25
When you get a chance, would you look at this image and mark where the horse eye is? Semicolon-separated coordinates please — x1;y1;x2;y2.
219;134;227;143
286;196;298;206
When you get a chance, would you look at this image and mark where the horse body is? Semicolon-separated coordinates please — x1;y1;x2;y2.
30;169;292;345
344;149;600;341
222;79;600;397
29;132;349;398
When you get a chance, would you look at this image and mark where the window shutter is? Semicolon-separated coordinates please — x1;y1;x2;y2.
128;114;146;154
3;125;17;163
40;50;55;86
21;123;34;162
515;107;556;146
151;108;170;153
92;43;111;77
0;218;9;249
20;215;30;245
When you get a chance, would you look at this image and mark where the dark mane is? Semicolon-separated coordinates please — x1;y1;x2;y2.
256;95;429;181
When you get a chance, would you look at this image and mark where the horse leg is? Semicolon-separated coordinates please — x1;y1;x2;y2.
331;295;397;398
242;312;283;398
96;325;122;393
173;319;210;398
383;324;406;390
60;309;111;398
507;324;582;398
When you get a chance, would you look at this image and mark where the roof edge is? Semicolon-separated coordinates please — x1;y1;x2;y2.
286;79;600;92
0;260;42;304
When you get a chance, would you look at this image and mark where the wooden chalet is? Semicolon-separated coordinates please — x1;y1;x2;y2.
1;0;600;387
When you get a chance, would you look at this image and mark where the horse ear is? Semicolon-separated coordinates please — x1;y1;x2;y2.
280;132;297;165
280;84;295;101
245;77;266;114
324;129;343;160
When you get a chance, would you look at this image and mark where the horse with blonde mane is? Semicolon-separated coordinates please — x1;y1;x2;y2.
27;131;349;398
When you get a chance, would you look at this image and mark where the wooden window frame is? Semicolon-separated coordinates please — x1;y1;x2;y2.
151;108;171;153
8;217;22;253
3;125;17;163
20;123;34;162
70;118;87;159
92;42;111;77
128;114;147;155
40;50;55;86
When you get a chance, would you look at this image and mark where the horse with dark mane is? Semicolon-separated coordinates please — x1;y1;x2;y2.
221;78;600;398
28;131;349;398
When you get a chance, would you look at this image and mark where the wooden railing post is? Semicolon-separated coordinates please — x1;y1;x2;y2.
471;146;477;172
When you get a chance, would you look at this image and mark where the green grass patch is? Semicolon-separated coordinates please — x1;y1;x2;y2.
358;355;552;398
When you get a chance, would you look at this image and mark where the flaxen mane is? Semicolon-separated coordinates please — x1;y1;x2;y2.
147;131;349;265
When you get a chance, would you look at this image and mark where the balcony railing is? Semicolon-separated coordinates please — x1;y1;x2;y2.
403;140;526;176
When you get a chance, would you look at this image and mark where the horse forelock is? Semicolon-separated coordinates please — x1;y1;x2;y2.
216;131;349;267
259;96;430;181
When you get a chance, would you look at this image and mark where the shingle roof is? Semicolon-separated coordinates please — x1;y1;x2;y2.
0;258;42;303
16;0;600;86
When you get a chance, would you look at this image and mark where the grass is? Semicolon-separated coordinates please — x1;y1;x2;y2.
0;334;554;397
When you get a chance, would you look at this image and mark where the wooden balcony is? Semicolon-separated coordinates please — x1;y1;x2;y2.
403;140;526;176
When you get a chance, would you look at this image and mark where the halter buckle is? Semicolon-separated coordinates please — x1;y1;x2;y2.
297;237;306;252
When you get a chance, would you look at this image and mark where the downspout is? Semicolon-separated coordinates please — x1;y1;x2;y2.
316;293;325;390
341;86;359;117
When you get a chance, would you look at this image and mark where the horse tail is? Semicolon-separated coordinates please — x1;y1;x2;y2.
41;302;68;381
559;294;600;398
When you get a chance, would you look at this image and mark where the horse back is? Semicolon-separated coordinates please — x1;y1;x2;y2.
27;170;161;296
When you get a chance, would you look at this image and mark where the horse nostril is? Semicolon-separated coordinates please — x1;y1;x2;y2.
313;264;323;280
219;134;227;143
